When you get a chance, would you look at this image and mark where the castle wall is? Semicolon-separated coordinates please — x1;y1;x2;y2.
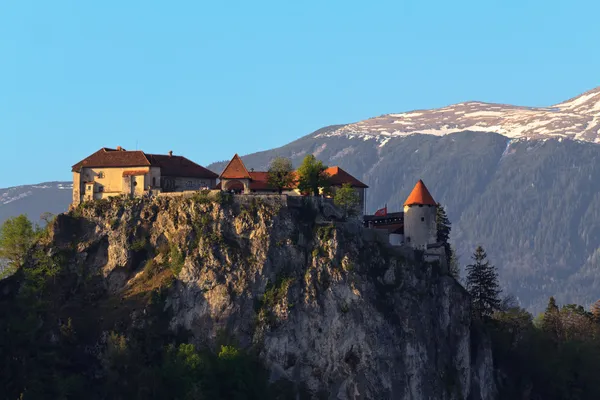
403;204;437;250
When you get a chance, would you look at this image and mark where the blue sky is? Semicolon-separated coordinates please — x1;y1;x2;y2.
1;0;599;187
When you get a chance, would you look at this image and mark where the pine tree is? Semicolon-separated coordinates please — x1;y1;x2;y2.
448;245;460;279
542;296;563;341
465;245;501;318
436;204;453;270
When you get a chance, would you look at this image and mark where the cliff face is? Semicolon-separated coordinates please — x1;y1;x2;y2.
47;194;495;399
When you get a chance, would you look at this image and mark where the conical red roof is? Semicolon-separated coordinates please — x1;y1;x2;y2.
219;154;251;179
404;180;437;206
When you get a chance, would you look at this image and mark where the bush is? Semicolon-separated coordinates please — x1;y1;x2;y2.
169;245;185;276
215;191;233;205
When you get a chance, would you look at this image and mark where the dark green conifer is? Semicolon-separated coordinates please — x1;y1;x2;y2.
436;204;455;274
465;245;501;318
542;296;563;341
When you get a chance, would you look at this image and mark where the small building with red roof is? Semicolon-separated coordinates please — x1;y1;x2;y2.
364;179;441;253
71;147;217;205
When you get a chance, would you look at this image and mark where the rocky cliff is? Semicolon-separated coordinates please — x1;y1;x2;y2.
37;193;494;399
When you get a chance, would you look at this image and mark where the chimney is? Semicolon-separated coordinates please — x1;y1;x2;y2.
116;146;122;151
168;150;173;157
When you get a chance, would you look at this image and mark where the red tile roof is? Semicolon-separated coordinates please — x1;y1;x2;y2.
404;180;437;206
72;148;150;171
219;154;251;179
146;154;218;179
248;172;276;190
72;148;217;179
324;166;368;188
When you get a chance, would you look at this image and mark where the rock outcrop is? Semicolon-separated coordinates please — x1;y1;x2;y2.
47;193;496;399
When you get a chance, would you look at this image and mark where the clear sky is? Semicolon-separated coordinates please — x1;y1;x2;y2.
1;0;599;188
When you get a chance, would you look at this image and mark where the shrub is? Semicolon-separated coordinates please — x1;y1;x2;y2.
169;245;185;276
130;238;147;252
215;191;233;205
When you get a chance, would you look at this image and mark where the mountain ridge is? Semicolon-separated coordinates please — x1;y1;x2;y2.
315;86;600;144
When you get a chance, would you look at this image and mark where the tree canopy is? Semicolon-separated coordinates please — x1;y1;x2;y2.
0;214;36;273
334;183;360;218
296;155;330;196
267;157;294;194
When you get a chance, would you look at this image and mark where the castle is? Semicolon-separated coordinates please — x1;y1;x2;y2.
71;148;442;262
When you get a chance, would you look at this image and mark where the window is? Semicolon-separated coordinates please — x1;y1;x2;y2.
407;237;411;243
152;177;156;187
98;186;104;192
133;181;138;187
421;217;425;222
98;171;105;178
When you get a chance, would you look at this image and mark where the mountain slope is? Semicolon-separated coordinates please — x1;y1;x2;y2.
0;182;72;225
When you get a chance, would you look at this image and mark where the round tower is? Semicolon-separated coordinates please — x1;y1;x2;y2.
403;180;437;249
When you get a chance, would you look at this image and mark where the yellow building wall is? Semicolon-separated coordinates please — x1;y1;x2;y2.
79;167;150;194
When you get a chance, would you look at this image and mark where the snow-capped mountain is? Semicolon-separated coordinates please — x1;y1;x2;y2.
316;86;600;144
0;182;72;225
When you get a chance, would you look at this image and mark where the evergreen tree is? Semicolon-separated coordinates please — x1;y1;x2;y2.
542;296;563;341
436;204;454;270
436;203;451;244
465;245;501;318
448;245;460;279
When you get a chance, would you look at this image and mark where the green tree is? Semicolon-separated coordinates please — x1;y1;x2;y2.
296;155;330;196
267;157;294;194
436;204;455;274
465;245;501;318
0;214;36;273
334;183;360;217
